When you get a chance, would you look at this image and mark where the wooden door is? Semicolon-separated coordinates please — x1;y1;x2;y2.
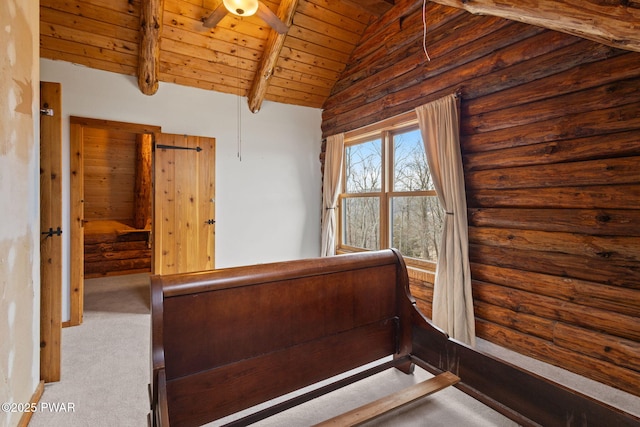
153;134;216;275
40;82;62;382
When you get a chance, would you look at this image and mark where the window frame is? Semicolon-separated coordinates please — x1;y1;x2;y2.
337;114;439;271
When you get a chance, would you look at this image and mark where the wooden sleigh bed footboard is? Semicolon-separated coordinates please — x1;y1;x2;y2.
150;249;640;427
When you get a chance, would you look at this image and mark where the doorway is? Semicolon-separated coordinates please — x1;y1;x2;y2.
69;119;217;324
69;117;160;326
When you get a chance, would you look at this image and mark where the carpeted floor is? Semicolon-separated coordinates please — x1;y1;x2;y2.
30;273;639;426
31;273;151;427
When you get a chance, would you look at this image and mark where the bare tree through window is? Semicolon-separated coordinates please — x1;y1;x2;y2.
341;127;443;263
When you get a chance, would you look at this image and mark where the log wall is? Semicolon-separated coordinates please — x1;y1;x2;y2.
321;0;640;396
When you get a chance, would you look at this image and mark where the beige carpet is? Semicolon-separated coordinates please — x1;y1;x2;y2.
30;273;639;426
31;273;151;427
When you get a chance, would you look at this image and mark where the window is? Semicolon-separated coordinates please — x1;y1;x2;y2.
339;121;443;268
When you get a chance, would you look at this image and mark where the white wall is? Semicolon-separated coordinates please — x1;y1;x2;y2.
40;59;323;322
1;2;40;426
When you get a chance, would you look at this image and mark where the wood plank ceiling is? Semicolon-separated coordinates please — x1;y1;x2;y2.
40;0;640;112
40;0;391;111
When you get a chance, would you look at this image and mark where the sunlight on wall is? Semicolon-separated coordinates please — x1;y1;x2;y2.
0;1;41;426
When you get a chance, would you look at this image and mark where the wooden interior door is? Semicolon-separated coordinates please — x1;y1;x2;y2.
40;81;62;382
153;134;216;275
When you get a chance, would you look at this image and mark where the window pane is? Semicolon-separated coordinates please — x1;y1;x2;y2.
393;129;433;192
345;139;382;193
391;196;443;262
342;197;380;250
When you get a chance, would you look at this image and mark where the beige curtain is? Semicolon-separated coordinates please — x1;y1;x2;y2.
416;94;475;346
321;133;345;256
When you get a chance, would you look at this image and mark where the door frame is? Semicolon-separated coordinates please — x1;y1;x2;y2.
68;117;160;326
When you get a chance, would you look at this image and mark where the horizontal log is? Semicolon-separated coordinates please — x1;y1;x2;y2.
409;280;433;307
470;244;640;289
469;226;640;263
473;281;640;341
329;8;481;100
464;53;640;117
346;1;462;74
462;101;640;153
463;77;640;134
465;45;623;108
474;300;555;341
466;156;640;191
471;263;640;318
84;257;151;276
463;130;640;172
328;10;469;110
324;27;588;136
84;248;151;263
468;208;640;237
553;323;640;372
326;19;550;120
84;231;149;245
467;184;640;210
322;16;549;130
84;240;149;254
475;320;640;396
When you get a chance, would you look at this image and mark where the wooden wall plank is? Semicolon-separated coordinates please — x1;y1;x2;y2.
468;208;640;237
82;128;137;222
464;131;640;172
476;320;640;396
470;244;640;289
470;263;640;317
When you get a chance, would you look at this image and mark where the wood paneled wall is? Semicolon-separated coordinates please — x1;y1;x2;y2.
321;0;640;396
83;128;137;222
82;127;151;277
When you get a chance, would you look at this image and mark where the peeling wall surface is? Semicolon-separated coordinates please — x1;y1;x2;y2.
0;1;40;427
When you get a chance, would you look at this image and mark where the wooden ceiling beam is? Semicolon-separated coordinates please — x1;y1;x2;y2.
137;0;164;95
247;0;299;113
428;0;640;53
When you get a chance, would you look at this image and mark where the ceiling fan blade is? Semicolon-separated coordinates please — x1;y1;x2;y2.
256;2;289;35
203;3;229;28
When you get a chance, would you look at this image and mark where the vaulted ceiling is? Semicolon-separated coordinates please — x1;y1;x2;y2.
39;0;640;113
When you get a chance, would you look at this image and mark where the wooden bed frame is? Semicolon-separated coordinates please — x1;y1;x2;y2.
150;249;640;427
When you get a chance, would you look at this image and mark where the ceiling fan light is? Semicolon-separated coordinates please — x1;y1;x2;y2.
223;0;259;16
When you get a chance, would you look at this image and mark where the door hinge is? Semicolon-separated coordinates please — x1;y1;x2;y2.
205;219;216;225
42;227;62;238
156;144;202;152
